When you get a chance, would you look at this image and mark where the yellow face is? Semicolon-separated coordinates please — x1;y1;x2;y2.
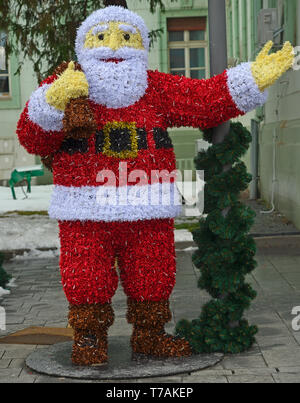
84;21;144;51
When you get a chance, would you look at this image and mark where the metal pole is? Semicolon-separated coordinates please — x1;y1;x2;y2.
208;0;231;145
208;0;238;318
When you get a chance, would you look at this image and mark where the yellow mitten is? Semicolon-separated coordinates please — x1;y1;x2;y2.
46;61;89;111
251;41;294;92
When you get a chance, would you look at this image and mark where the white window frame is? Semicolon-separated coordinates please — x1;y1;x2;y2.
0;34;11;99
168;30;209;79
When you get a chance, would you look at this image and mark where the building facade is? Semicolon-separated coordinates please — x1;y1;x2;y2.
227;0;300;229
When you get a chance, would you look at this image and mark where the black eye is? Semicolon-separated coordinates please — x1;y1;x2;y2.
98;33;104;40
123;33;130;41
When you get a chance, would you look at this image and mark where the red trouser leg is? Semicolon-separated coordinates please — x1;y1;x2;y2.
59;220;119;305
117;219;176;302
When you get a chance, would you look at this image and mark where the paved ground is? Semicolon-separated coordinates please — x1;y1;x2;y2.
0;235;300;383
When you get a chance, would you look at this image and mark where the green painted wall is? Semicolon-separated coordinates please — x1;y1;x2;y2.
226;0;300;230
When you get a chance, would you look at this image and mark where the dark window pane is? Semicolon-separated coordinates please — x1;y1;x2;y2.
0;76;9;94
190;48;205;68
0;32;7;47
190;30;205;41
190;69;206;79
170;70;186;77
169;31;184;42
170;48;185;69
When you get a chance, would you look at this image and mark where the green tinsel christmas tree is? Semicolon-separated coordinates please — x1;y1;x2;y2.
0;253;11;290
176;122;258;354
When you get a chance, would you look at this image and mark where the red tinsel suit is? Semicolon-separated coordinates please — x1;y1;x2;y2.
17;4;293;365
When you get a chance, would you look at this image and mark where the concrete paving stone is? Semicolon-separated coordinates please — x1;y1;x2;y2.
273;373;300;383
261;346;300;367
246;313;282;326
0;368;22;378
0;359;11;369
277;366;300;373
256;325;292;338
227;375;275;383
281;273;300;290
34;375;89;383
293;333;300;345
268;257;299;266
8;358;25;369
3;347;37;359
256;282;294;293
0;376;36;383
222;354;267;369
21;320;47;327
5;315;25;325
136;376;183;383
255;336;299;348
273;264;300;274
182;375;228;383
182;368;232;377
231;367;277;375
44;321;68;327
253;267;282;280
0;343;37;351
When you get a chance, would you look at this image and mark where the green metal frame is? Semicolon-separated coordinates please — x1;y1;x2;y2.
9;166;44;200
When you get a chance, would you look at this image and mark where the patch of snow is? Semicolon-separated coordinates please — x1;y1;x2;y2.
7;278;17;287
182;247;197;252
15;164;43;173
0;287;10;297
13;248;59;261
0;215;59;251
0;185;53;214
174;229;193;243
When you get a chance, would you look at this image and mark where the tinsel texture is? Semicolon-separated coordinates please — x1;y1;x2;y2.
176;123;258;354
127;298;192;358
68;303;114;366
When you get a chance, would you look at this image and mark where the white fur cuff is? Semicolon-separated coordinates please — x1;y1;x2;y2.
28;84;64;132
226;62;268;113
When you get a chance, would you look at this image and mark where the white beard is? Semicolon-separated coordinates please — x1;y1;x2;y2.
81;57;148;109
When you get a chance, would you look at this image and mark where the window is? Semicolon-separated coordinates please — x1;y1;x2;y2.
167;17;208;79
0;33;10;98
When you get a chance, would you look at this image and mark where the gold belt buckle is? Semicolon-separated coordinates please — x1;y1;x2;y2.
102;121;138;159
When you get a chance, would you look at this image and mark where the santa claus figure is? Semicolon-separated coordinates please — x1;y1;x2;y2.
17;0;294;365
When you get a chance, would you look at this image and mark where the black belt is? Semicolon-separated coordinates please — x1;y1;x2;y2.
60;126;173;157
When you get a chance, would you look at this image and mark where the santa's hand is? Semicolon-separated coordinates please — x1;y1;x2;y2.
45;61;89;111
251;41;294;92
